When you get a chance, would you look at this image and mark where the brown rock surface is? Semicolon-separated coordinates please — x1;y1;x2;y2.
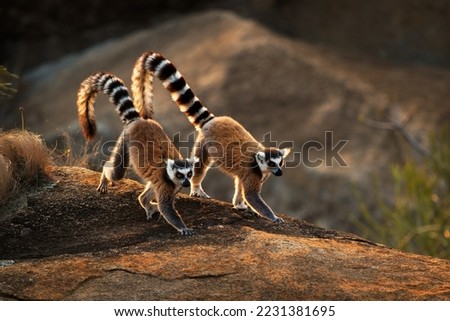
0;166;449;300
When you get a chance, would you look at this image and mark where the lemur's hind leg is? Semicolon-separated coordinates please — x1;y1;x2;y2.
232;176;248;210
190;138;211;198
97;132;129;193
138;182;159;220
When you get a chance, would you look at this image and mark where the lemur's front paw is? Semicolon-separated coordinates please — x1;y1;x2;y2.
179;228;195;236
273;216;285;224
97;182;108;194
190;187;211;199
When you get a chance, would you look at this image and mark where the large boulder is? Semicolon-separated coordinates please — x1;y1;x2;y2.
0;166;449;300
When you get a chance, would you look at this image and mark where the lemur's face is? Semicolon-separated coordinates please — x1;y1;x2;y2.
256;148;291;176
166;158;199;187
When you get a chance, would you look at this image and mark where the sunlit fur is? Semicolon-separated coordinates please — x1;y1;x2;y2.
77;72;195;235
131;52;290;223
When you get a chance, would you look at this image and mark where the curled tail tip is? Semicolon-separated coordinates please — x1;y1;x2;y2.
77;107;97;140
139;50;162;61
139;51;171;76
135;51;162;74
79;116;97;140
77;78;98;140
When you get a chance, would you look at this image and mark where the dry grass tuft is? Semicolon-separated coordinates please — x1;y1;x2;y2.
51;131;103;170
0;130;52;203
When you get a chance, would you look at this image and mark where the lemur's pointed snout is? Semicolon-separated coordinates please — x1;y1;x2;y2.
182;180;191;188
272;168;283;176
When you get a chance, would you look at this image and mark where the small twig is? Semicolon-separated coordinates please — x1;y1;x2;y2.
391;121;430;157
363;118;395;130
19;106;25;131
363;108;430;157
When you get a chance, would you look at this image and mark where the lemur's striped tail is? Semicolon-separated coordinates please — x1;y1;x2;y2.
77;72;140;140
131;54;154;120
132;51;214;130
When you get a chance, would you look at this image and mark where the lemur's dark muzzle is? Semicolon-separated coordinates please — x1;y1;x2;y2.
272;168;283;176
182;180;191;188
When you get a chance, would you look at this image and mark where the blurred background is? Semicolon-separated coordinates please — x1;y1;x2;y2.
1;0;449;257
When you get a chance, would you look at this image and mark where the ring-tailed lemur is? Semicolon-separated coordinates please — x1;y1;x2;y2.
131;52;290;223
77;71;197;235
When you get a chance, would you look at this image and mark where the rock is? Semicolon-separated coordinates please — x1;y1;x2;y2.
0;166;449;300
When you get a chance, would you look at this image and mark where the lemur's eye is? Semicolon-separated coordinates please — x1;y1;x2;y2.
187;171;193;178
268;161;276;167
176;173;184;179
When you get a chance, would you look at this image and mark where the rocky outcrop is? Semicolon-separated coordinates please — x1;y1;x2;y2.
0;166;449;300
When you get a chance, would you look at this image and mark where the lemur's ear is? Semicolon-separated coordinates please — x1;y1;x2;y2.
164;159;175;168
256;151;265;164
190;156;200;165
280;148;291;158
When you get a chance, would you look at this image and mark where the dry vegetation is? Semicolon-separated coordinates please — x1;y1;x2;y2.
51;132;103;170
0;130;52;203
